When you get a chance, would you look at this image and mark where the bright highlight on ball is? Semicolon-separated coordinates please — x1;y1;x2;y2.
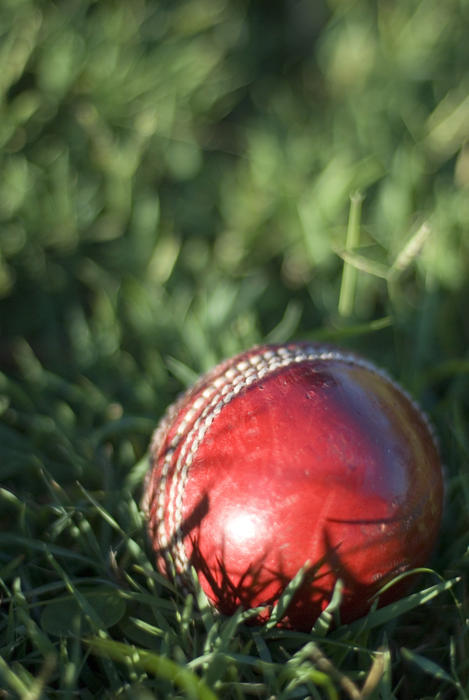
144;343;443;630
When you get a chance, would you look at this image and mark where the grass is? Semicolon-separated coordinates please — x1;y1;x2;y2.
1;0;469;697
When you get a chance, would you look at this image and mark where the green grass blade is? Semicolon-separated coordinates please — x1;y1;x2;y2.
87;637;218;700
0;655;30;697
338;191;365;317
341;577;460;634
401;647;456;686
264;561;310;630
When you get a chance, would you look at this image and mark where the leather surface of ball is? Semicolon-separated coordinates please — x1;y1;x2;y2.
144;343;443;630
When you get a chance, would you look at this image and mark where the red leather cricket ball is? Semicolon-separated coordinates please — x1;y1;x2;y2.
144;343;443;630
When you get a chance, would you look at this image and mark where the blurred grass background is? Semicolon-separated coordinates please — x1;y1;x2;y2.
1;0;469;698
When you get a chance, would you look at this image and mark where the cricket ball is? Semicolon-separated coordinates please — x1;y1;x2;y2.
144;343;443;630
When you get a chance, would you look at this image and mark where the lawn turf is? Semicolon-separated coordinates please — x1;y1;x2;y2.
1;1;469;698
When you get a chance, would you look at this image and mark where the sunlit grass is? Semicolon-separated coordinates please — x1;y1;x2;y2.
1;0;469;697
